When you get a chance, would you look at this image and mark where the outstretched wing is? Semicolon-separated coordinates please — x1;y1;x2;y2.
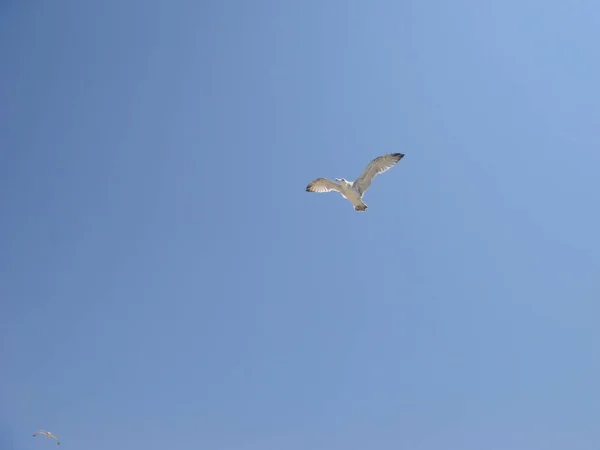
354;153;404;196
50;434;60;445
305;178;341;193
33;431;48;437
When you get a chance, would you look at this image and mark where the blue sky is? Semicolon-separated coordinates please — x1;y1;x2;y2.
1;0;599;449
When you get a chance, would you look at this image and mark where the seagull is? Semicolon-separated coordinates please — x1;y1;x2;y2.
306;153;405;211
33;430;60;445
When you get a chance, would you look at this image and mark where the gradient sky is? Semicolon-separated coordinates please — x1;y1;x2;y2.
1;1;600;449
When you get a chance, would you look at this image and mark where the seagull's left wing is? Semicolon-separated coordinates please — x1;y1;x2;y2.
305;178;341;193
354;153;404;196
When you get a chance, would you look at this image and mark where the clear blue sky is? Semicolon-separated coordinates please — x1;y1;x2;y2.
1;1;599;449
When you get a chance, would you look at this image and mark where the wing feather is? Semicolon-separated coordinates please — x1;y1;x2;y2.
354;153;404;195
305;178;341;193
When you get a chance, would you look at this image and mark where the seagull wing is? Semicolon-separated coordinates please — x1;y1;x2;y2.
305;178;341;193
354;153;404;196
33;431;48;437
49;434;60;445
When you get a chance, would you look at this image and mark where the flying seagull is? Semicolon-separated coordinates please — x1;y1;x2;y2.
306;153;405;211
33;430;60;445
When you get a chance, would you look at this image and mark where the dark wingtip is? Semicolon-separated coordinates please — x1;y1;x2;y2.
393;153;405;159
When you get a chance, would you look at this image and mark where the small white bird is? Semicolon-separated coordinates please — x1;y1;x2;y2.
33;430;60;445
306;153;405;211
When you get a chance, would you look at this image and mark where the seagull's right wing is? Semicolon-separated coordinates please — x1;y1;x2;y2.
354;153;404;196
33;431;47;437
305;178;341;193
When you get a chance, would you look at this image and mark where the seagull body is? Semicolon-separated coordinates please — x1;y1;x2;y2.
306;153;405;211
33;430;60;445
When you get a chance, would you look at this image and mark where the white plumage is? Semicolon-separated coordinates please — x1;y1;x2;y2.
33;430;60;445
306;153;405;211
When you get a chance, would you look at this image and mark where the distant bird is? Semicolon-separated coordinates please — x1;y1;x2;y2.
33;430;60;445
306;153;405;211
